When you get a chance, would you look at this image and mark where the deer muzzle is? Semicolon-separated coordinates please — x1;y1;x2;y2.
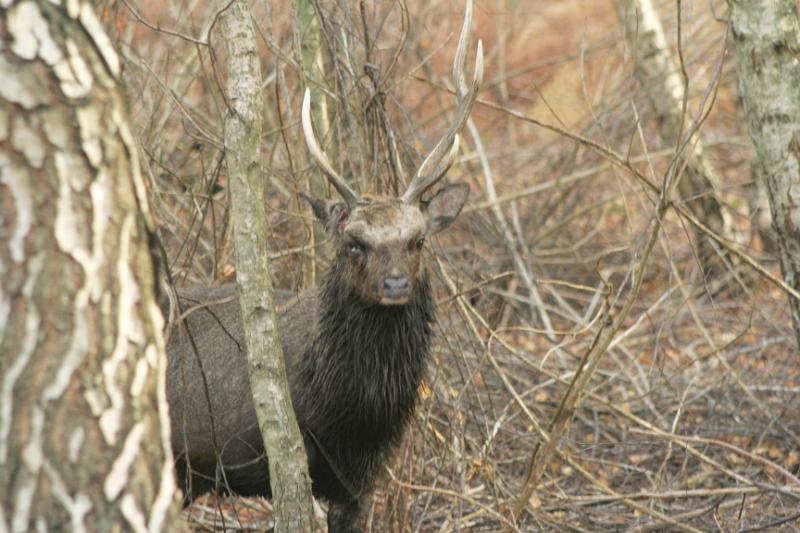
382;274;411;304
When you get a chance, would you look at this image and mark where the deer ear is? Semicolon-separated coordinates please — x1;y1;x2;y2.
423;183;469;234
300;192;348;235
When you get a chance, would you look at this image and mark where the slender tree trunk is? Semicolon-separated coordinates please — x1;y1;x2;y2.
614;0;737;274
293;0;330;283
217;1;316;530
0;2;181;531
730;1;800;349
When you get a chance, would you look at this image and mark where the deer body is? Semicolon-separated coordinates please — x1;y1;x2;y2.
167;264;433;527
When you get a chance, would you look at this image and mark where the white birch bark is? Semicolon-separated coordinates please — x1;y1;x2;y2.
0;1;181;531
730;1;800;349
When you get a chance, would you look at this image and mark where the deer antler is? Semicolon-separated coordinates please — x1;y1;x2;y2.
401;0;484;203
301;88;361;207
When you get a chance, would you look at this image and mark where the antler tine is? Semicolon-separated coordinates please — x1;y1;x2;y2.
452;0;474;96
402;0;483;203
301;88;360;207
420;133;461;194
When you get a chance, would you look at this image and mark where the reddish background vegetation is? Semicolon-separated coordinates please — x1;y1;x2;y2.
103;0;799;530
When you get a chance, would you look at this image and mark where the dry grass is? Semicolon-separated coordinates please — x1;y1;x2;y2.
105;0;800;530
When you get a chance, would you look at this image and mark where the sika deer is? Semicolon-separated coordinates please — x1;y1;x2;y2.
166;3;482;531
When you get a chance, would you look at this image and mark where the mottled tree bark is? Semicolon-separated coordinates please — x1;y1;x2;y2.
0;1;181;531
730;1;800;349
217;0;316;530
614;0;736;274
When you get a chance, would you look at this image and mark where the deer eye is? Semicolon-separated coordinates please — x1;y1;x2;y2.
346;237;369;256
413;235;425;250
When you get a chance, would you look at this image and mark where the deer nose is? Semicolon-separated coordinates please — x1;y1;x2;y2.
383;275;410;300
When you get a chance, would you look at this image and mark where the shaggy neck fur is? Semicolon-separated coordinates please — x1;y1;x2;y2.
298;259;434;497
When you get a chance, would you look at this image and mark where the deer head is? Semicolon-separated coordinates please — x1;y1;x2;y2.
300;0;482;306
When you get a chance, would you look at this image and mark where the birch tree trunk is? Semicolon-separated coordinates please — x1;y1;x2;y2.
0;1;181;531
614;0;736;274
730;1;800;350
217;1;316;530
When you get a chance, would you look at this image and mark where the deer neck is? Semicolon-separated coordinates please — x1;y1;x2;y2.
300;269;434;444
